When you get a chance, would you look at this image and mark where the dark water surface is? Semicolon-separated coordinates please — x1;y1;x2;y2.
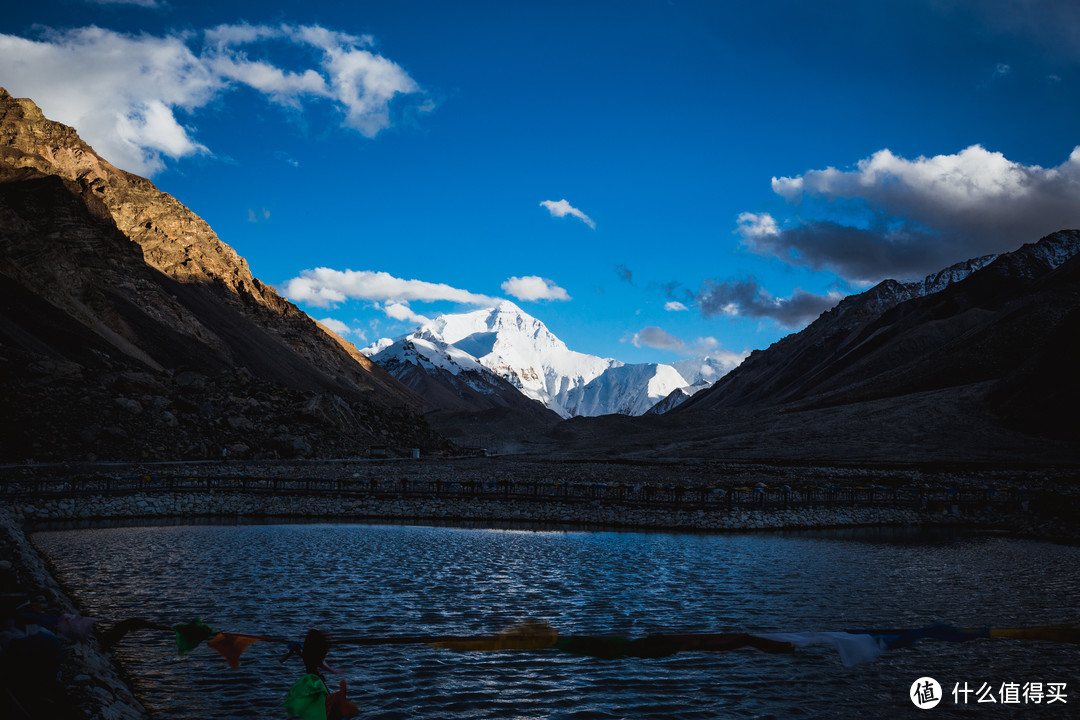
33;524;1080;719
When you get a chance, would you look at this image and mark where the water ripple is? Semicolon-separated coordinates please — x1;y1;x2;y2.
32;524;1080;719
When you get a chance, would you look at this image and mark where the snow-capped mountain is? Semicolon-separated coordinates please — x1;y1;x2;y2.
368;334;556;418
644;381;713;415
362;301;736;418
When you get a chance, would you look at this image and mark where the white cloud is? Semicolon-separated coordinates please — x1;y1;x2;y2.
318;317;350;335
0;23;424;175
664;301;689;312
540;199;596;229
0;28;217;174
316;317;366;341
629;327;745;367
203;23;284;49
282;268;498;309
381;301;431;325
500;276;571;302
736;212;780;240
208;55;329;107
747;145;1080;282
319;43;418;137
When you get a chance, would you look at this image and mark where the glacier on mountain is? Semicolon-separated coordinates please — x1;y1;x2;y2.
362;301;739;418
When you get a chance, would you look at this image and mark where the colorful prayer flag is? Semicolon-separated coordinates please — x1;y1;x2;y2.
284;674;330;720
172;618;216;656
207;633;263;669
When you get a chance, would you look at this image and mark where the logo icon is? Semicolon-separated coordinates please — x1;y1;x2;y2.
911;677;943;709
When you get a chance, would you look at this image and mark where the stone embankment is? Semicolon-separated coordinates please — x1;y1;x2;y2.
7;454;1076;536
11;490;964;532
0;508;148;720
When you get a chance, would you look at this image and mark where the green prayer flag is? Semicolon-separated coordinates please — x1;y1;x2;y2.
284;674;330;720
172;618;216;656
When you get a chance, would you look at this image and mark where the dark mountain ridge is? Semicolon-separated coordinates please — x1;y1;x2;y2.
678;230;1080;424
536;231;1080;463
0;88;448;461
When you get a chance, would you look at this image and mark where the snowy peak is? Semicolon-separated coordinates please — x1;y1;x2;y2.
915;253;999;296
645;381;713;415
364;303;738;418
374;336;486;376
828;231;1080;330
423;301;565;350
574;362;690;417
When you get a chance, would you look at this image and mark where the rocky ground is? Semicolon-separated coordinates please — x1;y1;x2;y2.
10;455;1074;492
0;508;147;720
1;358;452;464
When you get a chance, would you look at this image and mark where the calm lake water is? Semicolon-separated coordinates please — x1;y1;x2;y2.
33;523;1080;719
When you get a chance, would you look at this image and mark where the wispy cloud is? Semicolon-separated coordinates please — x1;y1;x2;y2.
740;145;1080;283
664;301;688;312
501;276;571;302
629;327;746;368
317;317;367;341
615;264;634;284
540;199;595;229
282;268;497;309
0;23;424;174
379;301;431;325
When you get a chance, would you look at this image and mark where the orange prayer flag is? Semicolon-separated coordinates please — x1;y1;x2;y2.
207;633;262;669
326;679;359;720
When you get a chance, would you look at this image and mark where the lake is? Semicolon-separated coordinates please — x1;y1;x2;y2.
33;523;1079;718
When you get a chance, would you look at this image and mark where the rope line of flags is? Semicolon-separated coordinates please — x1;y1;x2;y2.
5;603;1079;720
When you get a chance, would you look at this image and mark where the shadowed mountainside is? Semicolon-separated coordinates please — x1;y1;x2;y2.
678;231;1080;427
538;231;1080;464
0;88;449;461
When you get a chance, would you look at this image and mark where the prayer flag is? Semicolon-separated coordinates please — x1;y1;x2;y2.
990;626;1080;643
284;674;329;720
553;633;795;659
207;633;262;669
430;619;558;651
172;618;216;656
326;679;359;720
754;632;885;667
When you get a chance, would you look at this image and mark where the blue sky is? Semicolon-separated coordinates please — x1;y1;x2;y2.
2;1;1079;367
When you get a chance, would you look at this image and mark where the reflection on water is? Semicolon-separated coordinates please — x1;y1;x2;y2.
33;524;1080;719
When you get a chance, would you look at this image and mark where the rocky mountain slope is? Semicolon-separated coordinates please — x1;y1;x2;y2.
677;230;1080;425
0;88;446;461
532;230;1080;464
364;301;735;417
